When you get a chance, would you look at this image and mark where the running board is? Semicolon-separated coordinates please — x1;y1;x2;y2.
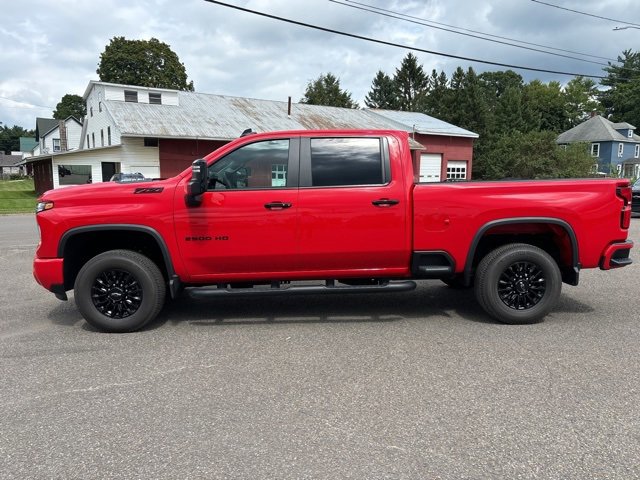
187;280;417;299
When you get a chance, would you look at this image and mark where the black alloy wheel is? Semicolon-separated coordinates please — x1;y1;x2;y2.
74;250;166;333
474;243;562;324
91;269;143;318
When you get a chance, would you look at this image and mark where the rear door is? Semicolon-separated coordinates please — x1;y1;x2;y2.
296;135;408;275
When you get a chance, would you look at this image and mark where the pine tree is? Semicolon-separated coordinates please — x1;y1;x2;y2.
300;73;357;108
392;53;428;111
364;71;398;109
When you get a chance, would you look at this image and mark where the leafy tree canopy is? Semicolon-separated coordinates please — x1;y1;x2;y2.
0;125;34;154
300;73;357;108
53;94;86;120
97;36;194;91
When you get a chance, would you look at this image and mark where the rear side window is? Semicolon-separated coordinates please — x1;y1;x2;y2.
310;138;383;186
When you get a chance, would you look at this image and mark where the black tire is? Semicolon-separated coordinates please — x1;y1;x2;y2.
474;243;561;325
74;250;166;333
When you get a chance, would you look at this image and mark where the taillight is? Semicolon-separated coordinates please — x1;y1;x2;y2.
617;185;632;229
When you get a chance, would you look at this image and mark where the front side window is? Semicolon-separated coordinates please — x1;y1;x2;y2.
208;139;290;190
52;138;60;152
635;144;640;158
591;143;600;157
310;137;383;187
618;143;624;158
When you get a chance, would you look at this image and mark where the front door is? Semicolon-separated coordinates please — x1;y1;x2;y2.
174;137;300;281
101;162;120;182
296;136;408;275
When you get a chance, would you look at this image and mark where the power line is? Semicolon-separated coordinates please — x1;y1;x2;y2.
0;96;53;110
530;0;640;28
330;0;612;67
202;0;610;79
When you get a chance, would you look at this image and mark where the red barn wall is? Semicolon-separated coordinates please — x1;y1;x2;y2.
412;134;475;181
159;139;227;178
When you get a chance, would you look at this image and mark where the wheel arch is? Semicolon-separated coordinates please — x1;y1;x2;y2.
58;225;180;297
463;217;579;286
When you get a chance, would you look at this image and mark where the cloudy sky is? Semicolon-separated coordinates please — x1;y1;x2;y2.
1;0;638;130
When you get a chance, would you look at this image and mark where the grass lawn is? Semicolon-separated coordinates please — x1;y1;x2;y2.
0;178;37;214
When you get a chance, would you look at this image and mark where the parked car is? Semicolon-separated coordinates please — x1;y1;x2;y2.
110;172;146;183
633;178;640;215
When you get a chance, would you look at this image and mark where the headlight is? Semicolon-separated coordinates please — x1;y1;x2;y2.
36;201;54;213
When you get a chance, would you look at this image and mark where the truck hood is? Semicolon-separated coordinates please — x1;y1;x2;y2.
39;178;175;203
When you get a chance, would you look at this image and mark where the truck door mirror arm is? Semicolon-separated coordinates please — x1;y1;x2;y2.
186;158;207;206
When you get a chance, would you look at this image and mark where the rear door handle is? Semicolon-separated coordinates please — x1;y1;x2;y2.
264;201;292;210
372;198;399;207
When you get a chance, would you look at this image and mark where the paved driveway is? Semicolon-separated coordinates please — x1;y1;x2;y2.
1;215;639;479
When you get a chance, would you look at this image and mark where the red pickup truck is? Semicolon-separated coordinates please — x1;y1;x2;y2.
34;130;633;332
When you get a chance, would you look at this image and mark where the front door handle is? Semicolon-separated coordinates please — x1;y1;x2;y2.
264;201;292;210
372;198;399;207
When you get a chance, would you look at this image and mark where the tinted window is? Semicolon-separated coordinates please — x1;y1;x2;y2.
310;138;383;186
208;139;290;190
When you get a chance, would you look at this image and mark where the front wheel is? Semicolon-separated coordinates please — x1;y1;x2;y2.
74;250;166;333
474;243;561;325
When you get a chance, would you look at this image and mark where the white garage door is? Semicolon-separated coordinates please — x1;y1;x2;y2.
419;153;442;183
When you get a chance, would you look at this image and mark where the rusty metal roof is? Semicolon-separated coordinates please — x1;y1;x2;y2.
104;92;430;147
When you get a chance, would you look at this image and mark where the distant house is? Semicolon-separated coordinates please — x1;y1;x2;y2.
557;113;640;178
26;81;478;195
0;153;24;177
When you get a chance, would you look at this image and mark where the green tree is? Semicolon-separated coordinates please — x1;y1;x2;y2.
478;131;592;180
599;49;640;127
300;73;357;108
563;76;601;127
364;70;398;109
392;53;428;111
53;94;86;120
0;125;34;154
523;80;568;132
423;70;450;119
97;37;194;91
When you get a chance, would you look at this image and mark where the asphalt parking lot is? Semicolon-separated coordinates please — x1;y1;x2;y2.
1;214;639;479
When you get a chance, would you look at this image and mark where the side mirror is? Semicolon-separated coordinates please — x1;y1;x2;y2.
186;159;207;206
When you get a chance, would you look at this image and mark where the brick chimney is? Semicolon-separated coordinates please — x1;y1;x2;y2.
58;120;67;151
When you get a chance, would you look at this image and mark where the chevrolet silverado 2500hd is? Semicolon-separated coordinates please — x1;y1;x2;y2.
34;130;634;332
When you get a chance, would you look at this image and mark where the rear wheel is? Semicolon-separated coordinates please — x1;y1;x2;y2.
474;243;561;324
74;250;165;333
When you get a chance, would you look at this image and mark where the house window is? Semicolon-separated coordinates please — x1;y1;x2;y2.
629;129;633;138
52;139;61;152
92;133;95;148
144;137;158;147
100;129;104;147
58;164;92;185
107;127;111;146
618;143;624;158
446;161;467;180
149;93;162;105
590;143;600;157
635;144;639;158
271;164;287;187
86;135;90;149
124;90;138;103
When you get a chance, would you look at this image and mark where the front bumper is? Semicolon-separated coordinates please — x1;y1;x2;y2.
600;240;634;270
33;258;67;300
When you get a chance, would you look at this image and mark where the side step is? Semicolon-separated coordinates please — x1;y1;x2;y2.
187;279;417;299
